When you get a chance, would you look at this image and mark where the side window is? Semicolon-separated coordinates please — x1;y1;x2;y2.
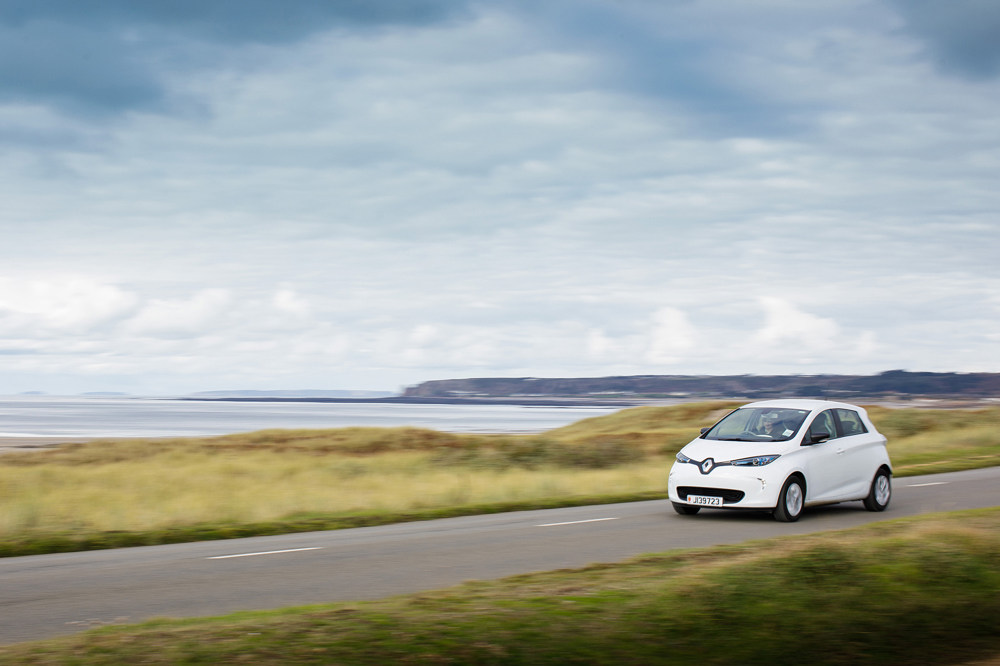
835;409;868;436
808;410;837;441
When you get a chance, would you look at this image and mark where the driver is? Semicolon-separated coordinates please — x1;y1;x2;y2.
759;412;784;437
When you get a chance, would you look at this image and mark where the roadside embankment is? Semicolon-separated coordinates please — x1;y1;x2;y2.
1;507;998;665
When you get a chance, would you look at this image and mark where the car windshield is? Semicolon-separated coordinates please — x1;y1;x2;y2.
703;407;810;442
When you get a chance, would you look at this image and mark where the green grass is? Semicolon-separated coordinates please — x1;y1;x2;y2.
2;508;998;665
867;405;1000;474
1;402;998;558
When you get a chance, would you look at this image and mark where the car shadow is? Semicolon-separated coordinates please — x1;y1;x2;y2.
668;501;874;523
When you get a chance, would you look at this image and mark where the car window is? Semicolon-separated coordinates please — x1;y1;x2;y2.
703;407;809;442
834;409;868;436
807;410;837;441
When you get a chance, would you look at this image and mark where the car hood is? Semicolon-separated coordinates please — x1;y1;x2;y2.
679;438;796;463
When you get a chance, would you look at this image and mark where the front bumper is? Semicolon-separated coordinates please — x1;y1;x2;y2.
668;461;783;509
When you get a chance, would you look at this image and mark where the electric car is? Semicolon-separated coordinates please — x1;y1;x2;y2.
667;399;891;522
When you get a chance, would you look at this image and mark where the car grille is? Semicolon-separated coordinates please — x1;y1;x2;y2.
678;486;746;504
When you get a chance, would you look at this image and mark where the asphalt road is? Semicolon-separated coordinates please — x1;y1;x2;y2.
2;466;999;645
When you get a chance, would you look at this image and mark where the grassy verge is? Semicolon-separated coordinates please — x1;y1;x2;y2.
1;402;998;558
0;490;670;558
2;508;998;665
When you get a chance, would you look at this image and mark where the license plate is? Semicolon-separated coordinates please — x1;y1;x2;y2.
687;495;723;506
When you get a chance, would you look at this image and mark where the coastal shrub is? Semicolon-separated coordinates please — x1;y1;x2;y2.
429;437;645;470
867;406;1000;439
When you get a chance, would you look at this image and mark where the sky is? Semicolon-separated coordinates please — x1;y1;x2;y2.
1;0;998;396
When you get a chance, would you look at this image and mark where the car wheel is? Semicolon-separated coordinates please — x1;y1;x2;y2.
773;476;804;522
863;468;891;512
672;502;701;516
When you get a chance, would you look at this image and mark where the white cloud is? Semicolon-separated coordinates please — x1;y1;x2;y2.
0;276;136;334
754;296;838;350
272;288;311;317
587;329;619;360
646;307;697;365
123;289;231;337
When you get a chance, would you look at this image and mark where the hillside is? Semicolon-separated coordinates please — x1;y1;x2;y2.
403;370;1000;401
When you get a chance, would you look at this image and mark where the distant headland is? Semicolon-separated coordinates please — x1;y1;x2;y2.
182;371;1000;406
400;371;1000;403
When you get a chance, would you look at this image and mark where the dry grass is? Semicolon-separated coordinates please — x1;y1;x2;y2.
0;444;669;533
867;405;1000;473
546;401;738;452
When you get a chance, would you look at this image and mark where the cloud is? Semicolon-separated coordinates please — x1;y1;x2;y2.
646;307;697;365
0;1;465;41
754;297;838;349
0;276;136;334
889;0;1000;78
0;0;469;115
748;297;885;370
272;288;311;317
123;289;231;337
0;22;164;115
510;0;806;137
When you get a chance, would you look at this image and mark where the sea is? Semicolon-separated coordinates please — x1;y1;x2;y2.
0;396;625;439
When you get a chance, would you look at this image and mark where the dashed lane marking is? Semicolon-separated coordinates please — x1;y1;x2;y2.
536;517;619;527
207;547;323;560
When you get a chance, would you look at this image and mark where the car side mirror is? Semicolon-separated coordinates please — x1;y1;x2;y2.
805;430;831;445
700;427;710;435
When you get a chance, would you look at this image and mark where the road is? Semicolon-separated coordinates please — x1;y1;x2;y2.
2;466;999;645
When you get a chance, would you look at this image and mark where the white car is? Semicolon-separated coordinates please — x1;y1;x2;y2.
667;399;892;522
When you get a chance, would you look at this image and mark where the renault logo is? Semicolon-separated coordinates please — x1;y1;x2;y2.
700;458;715;474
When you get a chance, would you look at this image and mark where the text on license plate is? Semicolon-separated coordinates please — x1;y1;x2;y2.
687;495;723;506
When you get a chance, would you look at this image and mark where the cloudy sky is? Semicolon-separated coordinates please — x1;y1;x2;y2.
1;0;998;395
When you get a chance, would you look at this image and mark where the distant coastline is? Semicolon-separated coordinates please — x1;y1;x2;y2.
177;369;1000;408
399;370;1000;403
177;395;636;407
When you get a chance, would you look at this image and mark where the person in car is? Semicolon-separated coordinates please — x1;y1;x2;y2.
758;412;784;438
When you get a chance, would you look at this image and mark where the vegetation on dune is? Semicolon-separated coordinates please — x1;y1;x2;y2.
867;405;1000;473
2;508;998;665
544;400;737;451
1;402;998;557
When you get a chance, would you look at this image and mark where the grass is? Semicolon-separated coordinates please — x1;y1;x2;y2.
1;402;998;557
867;404;1000;473
1;507;998;664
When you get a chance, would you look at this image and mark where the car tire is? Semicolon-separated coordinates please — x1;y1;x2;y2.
672;502;701;516
862;468;891;512
773;476;804;522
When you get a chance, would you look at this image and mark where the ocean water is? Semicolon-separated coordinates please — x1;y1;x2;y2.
0;396;622;438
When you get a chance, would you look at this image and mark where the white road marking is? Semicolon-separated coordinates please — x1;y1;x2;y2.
207;547;323;560
536;517;619;527
905;481;949;488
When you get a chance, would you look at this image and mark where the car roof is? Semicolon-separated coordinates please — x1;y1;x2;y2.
740;399;866;413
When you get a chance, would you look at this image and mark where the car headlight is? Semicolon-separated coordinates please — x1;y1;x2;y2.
676;452;695;464
730;455;781;467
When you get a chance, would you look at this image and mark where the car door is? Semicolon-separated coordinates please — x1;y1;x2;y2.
831;408;879;498
802;409;854;501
